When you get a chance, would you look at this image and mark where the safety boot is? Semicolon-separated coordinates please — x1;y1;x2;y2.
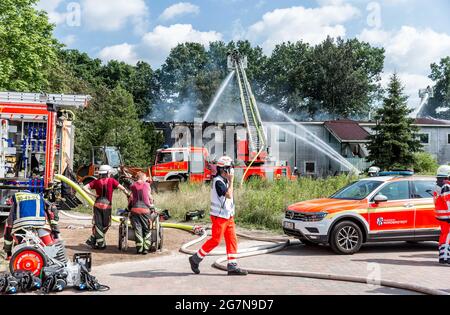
189;254;202;274
85;236;96;249
227;263;248;276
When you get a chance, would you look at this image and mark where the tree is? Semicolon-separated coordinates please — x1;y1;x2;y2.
427;56;450;119
367;74;422;170
262;41;310;112
302;37;384;119
0;0;59;91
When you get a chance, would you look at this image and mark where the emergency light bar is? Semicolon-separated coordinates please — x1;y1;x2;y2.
379;170;414;177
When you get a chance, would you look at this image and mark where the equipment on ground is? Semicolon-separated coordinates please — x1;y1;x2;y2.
118;208;164;253
6;228;108;294
185;210;205;222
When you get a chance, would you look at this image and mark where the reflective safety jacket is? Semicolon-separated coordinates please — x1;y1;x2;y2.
434;180;450;222
10;192;46;232
210;176;235;220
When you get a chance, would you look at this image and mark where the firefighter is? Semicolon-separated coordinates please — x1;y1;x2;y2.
83;165;130;250
128;172;155;255
3;191;60;260
434;165;450;264
188;156;248;276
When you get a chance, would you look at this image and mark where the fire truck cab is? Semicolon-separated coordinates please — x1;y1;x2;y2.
0;92;91;222
151;146;212;183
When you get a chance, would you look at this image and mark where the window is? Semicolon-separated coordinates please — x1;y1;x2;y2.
331;180;383;200
417;133;430;145
278;130;286;143
175;152;185;162
374;181;410;201
105;148;122;168
158;152;172;163
305;161;316;174
447;134;450;145
412;180;435;199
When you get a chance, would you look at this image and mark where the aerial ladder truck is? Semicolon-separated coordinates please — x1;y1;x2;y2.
227;50;291;182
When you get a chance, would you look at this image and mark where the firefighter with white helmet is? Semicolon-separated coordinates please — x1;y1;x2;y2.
83;165;130;249
189;156;248;276
434;165;450;264
368;166;381;177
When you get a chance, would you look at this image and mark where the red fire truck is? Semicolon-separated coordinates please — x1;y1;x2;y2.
151;146;212;183
0;92;91;220
150;143;292;184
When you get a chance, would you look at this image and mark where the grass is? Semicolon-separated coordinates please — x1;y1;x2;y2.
73;175;357;232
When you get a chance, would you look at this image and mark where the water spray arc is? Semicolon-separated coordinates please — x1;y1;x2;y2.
265;106;360;174
203;71;235;122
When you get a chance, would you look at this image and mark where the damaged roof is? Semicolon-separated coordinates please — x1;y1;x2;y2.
325;119;370;143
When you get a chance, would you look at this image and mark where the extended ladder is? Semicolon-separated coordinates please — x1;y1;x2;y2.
0;91;92;108
228;51;267;154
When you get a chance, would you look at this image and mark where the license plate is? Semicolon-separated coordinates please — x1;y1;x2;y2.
283;221;294;229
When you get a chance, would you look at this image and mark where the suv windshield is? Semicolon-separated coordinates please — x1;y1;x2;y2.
331;180;383;200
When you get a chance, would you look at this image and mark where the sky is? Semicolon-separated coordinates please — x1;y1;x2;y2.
36;0;450;109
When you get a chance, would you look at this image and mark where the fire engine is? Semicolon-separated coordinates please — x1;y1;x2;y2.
151;146;212;183
0;91;91;221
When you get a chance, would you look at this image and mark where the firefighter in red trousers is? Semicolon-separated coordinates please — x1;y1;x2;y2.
434;165;450;265
189;156;248;276
83;165;130;250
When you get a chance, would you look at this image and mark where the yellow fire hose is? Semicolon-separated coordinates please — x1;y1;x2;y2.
54;174;197;232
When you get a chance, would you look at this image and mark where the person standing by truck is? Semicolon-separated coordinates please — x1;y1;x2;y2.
128;172;155;255
434;165;450;264
83;165;130;250
188;156;248;276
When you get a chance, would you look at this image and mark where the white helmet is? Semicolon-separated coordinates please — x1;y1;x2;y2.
437;165;450;178
368;166;380;176
217;156;233;168
98;165;112;175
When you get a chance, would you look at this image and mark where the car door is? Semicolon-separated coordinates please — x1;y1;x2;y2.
368;180;415;238
410;179;441;240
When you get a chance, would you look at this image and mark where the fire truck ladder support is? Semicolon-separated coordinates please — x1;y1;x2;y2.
0;92;92;108
229;52;267;156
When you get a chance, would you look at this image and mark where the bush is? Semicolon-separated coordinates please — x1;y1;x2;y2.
413;152;439;175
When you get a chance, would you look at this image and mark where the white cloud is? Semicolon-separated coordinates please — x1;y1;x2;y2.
61;34;76;46
99;24;222;67
360;26;450;109
81;0;149;33
159;2;200;21
99;43;139;64
360;26;450;74
246;3;360;53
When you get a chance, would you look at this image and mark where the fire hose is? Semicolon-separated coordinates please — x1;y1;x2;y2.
55;174;449;295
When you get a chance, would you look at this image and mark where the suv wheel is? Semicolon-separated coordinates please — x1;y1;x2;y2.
330;221;363;255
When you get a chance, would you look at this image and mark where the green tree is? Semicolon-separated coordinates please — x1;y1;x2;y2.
302;37;384;118
367;74;422;170
413;152;439;174
428;56;450;119
0;0;59;91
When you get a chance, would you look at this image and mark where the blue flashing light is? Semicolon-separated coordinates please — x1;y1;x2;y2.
379;170;414;177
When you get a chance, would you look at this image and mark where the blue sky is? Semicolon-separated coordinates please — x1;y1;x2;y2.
37;0;450;108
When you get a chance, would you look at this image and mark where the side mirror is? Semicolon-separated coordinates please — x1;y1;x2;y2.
374;194;388;203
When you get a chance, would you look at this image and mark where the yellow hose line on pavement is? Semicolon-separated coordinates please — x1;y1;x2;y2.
55;174;195;232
